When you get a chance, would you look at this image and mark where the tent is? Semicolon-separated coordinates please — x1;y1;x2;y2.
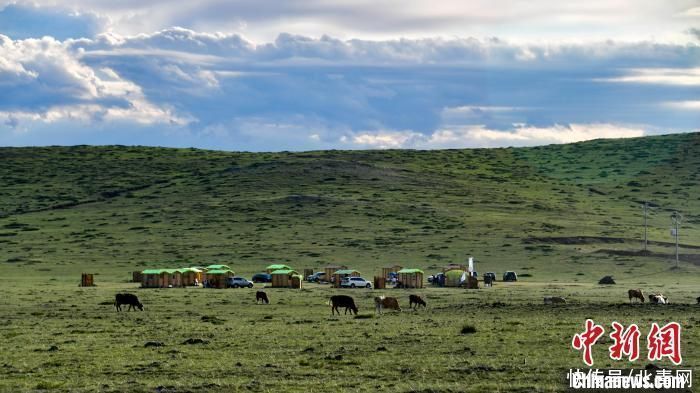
396;268;424;288
204;269;235;288
178;267;203;286
444;269;465;287
270;269;303;288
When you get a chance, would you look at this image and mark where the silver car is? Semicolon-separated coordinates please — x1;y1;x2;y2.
340;277;372;288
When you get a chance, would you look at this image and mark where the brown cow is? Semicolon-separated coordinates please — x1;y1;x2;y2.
374;296;401;314
409;294;427;309
628;289;645;303
256;290;269;304
330;295;358;315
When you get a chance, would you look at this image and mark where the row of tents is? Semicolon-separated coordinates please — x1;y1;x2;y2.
135;262;472;289
137;264;304;289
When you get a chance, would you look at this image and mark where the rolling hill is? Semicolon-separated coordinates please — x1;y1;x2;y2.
1;132;699;283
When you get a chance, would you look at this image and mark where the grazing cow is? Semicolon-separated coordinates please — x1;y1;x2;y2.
329;295;358;315
409;294;427;310
648;293;668;304
256;290;269;304
374;296;401;314
628;289;645;303
544;296;566;305
114;293;143;311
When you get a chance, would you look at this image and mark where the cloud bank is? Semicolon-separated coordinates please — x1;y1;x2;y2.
0;4;698;150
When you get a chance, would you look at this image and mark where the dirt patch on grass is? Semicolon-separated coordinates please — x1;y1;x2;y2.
527;236;700;249
595;249;700;265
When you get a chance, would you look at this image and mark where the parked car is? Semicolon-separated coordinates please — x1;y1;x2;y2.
484;272;496;282
227;276;254;288
307;272;326;282
340;277;372;288
503;271;518;282
251;273;271;283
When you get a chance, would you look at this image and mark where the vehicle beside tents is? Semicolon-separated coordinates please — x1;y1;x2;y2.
331;269;361;288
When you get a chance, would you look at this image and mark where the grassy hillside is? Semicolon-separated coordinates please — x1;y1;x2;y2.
1;133;699;392
1;133;699;283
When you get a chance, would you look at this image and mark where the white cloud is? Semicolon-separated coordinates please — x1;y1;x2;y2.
599;68;700;86
0;34;189;128
344;123;646;149
663;100;700;110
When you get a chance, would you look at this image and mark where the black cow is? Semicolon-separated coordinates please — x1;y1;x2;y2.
409;294;427;309
329;295;358;315
256;290;269;304
697;296;700;304
114;293;143;311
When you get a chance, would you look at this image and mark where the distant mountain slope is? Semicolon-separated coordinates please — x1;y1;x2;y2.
0;133;698;280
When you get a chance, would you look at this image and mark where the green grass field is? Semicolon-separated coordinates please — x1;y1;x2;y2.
1;133;699;392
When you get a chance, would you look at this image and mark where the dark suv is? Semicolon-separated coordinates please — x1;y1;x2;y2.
251;273;271;283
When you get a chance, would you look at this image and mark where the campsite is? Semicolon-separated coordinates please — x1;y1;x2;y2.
1;133;699;392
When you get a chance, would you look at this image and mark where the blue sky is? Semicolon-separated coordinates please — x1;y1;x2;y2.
0;1;698;150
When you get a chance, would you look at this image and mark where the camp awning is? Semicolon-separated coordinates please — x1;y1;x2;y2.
397;268;424;274
270;269;298;275
333;269;360;275
266;264;292;271
206;269;234;275
177;267;202;273
142;269;164;275
206;264;231;270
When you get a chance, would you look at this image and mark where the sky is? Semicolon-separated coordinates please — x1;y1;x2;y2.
0;1;698;150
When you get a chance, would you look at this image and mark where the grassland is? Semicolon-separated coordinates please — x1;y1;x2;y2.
0;133;699;392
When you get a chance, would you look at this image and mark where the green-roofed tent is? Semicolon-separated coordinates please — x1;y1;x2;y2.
396;268;425;288
203;269;234;289
331;269;361;288
178;268;203;286
141;268;182;288
266;264;293;273
271;269;303;288
444;269;466;287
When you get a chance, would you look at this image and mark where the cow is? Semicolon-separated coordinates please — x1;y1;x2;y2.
409;294;427;310
696;296;700;304
114;293;143;311
483;275;493;287
329;295;358;315
374;296;401;314
648;293;667;304
628;289;645;303
256;290;269;304
544;296;566;305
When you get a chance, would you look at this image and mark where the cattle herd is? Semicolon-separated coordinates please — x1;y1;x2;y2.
628;289;669;304
114;289;697;313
